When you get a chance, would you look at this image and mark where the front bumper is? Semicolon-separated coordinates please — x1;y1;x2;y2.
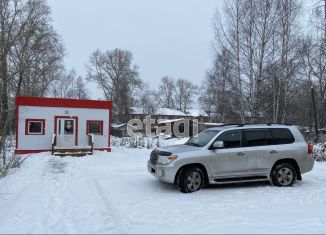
147;160;176;184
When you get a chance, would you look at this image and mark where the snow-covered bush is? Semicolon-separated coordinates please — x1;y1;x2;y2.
313;143;326;161
0;155;26;178
0;136;26;178
111;135;189;149
111;135;164;149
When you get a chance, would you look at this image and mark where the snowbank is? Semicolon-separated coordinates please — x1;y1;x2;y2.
111;135;189;149
314;143;326;161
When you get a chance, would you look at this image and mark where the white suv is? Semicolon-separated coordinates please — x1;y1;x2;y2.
148;124;315;193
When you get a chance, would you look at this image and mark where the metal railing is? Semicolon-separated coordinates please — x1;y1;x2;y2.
51;134;56;155
88;134;94;155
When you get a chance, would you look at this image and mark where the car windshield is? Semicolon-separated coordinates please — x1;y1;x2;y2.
185;129;220;147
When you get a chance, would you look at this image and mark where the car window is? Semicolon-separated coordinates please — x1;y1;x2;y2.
185;129;220;147
270;128;295;145
216;131;241;148
244;129;273;147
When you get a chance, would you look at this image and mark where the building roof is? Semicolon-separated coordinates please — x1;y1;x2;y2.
129;107;208;117
111;123;137;130
130;107;188;116
185;108;209;117
16;96;112;109
157;118;185;124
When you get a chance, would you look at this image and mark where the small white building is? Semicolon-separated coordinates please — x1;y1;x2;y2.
15;96;112;154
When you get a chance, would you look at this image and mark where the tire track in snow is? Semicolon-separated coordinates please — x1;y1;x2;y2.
0;184;32;224
91;179;129;234
39;157;76;233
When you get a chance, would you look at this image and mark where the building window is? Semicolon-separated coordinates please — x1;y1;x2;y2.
25;119;45;135
86;120;103;135
64;120;74;135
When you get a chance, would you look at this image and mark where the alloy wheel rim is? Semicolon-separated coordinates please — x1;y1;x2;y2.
277;167;293;186
187;171;202;191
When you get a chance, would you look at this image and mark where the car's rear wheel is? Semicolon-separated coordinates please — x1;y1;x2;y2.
271;163;297;187
177;167;204;193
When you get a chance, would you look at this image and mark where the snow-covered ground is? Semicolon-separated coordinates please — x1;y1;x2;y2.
0;148;326;234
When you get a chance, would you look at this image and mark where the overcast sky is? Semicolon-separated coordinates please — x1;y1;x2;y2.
47;0;223;99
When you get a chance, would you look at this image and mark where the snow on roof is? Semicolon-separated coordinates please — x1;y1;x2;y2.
157;108;187;116
157;118;184;124
129;107;189;116
129;107;144;115
112;123;126;128
111;123;136;129
186;108;209;117
129;107;208;117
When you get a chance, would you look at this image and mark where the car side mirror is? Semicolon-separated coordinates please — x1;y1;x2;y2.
212;141;224;149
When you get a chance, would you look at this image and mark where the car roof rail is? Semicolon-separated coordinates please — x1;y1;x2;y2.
216;123;244;127
256;123;292;126
216;123;293;128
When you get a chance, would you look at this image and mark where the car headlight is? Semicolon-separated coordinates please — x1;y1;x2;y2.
157;154;178;165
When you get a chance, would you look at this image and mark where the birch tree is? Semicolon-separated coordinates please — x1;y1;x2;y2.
208;0;303;124
213;0;246;122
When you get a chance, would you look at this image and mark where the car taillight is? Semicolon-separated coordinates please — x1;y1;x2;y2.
308;143;313;154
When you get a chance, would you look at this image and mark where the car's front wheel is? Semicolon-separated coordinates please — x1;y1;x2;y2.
177;167;204;193
271;163;297;187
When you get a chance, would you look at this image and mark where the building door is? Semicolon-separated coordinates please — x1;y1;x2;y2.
56;118;76;147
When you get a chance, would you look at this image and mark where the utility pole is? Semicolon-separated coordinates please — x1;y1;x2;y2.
311;86;319;142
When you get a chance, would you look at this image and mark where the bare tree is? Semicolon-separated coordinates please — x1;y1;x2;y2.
1;0;30;132
310;0;326;42
275;0;302;122
9;0;64;98
0;0;64;165
51;69;89;99
174;79;197;113
306;0;326;129
209;0;304;124
136;83;156;115
200;49;240;122
155;76;176;109
213;0;248;122
86;48;142;122
74;77;89;99
199;78;217;121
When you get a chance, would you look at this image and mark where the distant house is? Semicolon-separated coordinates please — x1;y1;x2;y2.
129;107;188;122
111;123;142;137
129;107;209;136
129;107;209;123
184;108;210;123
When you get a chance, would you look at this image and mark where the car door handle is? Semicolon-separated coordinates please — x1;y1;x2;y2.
236;152;245;156
270;150;278;154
